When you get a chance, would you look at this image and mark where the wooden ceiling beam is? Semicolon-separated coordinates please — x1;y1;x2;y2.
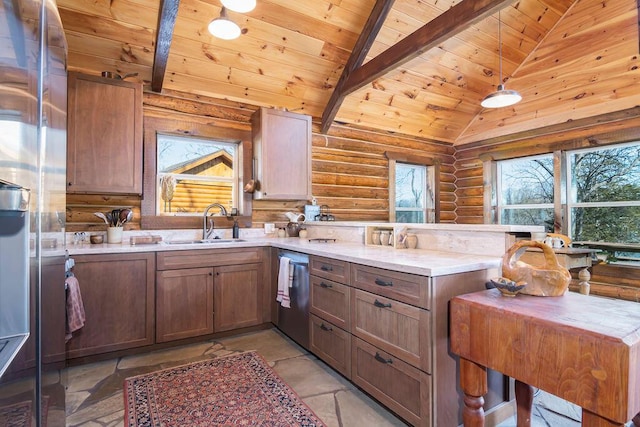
151;0;180;92
321;0;514;133
320;0;396;133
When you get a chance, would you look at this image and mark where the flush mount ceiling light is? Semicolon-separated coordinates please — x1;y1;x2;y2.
220;0;256;13
208;7;241;40
481;11;522;109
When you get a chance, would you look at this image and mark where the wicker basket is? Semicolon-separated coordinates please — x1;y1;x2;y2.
501;240;571;297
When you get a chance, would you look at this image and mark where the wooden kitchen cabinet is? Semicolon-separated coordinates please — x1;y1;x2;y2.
67;72;143;194
308;255;352;378
65;252;155;359
251;107;312;200
352;336;431;426
156;267;214;343
5;257;66;376
214;263;261;332
156;248;267;341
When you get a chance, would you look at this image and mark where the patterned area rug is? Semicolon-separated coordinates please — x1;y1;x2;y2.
124;351;325;427
0;400;32;427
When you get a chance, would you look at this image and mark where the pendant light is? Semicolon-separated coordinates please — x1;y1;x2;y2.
481;11;522;108
208;7;241;40
220;0;256;13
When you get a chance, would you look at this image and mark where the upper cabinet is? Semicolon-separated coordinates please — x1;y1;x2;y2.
67;72;143;195
251;108;312;200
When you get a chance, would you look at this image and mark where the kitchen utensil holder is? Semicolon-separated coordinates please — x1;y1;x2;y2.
107;227;123;244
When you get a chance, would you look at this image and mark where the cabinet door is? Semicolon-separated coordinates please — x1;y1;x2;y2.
65;253;155;359
309;314;351;379
214;263;261;332
252;108;311;200
156;268;214;343
352;337;431;427
351;289;430;373
310;275;350;331
67;72;142;194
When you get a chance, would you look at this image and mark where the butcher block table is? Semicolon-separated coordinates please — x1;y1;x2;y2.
450;289;640;427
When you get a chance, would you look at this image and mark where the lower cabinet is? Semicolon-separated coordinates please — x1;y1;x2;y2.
65;252;155;359
156;267;214;343
5;256;66;376
309;314;351;378
156;248;265;342
352;337;431;427
214;263;261;332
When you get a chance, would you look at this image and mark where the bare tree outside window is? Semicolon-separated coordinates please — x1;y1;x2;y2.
497;143;640;245
395;163;427;223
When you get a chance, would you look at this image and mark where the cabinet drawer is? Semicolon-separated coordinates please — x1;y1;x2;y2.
309;255;350;284
352;337;431;427
351;289;430;372
309;314;351;379
351;263;430;309
157;248;262;270
310;276;350;331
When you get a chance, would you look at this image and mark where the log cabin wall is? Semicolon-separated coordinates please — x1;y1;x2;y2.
66;88;456;230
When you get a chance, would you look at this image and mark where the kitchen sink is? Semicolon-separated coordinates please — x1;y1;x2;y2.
165;239;246;245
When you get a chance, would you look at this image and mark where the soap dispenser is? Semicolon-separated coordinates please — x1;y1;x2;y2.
232;219;239;239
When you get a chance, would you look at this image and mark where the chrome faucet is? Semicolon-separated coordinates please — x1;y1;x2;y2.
203;203;228;239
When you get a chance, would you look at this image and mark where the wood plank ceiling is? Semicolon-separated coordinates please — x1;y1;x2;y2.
56;0;640;146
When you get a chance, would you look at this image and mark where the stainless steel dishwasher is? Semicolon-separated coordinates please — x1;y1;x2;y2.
276;250;310;350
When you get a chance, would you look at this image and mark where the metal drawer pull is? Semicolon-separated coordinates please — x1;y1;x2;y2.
374;278;393;287
320;265;333;272
320;323;333;332
320;282;333;288
373;299;392;308
375;352;393;364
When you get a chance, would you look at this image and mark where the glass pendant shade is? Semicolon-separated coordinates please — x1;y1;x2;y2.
220;0;256;13
481;84;522;108
208;7;241;40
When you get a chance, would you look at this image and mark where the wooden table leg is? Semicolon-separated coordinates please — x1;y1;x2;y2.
460;358;488;427
581;409;625;426
515;380;533;427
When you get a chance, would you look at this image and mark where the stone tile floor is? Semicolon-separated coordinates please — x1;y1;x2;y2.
64;328;406;427
59;328;627;426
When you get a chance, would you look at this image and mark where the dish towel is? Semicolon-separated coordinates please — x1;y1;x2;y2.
65;275;86;342
276;256;294;308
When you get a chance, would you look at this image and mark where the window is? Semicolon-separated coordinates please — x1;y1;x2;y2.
395;163;428;223
568;143;640;244
496;154;554;230
386;151;439;223
495;142;640;246
156;134;239;215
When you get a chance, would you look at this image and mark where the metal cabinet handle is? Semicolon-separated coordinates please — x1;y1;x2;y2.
373;299;392;308
320;265;333;272
374;278;393;287
374;352;393;364
320;282;332;288
320;323;333;332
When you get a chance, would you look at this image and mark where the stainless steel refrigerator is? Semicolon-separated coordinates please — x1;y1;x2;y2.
0;0;67;425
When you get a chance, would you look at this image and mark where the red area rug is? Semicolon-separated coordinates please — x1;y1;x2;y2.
124;351;325;426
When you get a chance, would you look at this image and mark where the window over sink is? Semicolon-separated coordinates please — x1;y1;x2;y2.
140;115;253;230
156;134;239;215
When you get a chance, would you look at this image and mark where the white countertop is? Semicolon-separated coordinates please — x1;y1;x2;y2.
65;237;501;277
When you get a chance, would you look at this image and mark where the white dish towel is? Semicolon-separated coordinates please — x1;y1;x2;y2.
276;256;294;308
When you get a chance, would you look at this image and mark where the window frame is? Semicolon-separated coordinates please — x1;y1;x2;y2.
385;151;440;223
489;142;640;247
141;116;253;230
